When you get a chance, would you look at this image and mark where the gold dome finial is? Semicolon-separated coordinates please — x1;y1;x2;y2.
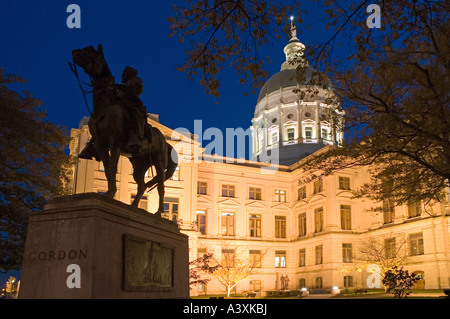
290;16;297;39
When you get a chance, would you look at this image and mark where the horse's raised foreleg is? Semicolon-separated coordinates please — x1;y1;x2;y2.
154;161;166;217
131;160;147;208
96;148;113;198
105;147;120;199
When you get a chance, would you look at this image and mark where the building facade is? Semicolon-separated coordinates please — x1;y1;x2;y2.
68;27;450;296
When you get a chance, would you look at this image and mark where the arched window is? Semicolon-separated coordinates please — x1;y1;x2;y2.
302;119;316;143
257;131;264;152
315;277;323;289
268;125;279;148
299;278;306;289
284;121;298;144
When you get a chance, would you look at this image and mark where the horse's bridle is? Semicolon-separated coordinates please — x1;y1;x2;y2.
69;61;94;118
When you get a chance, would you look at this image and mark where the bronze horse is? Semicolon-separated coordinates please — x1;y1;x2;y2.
72;45;178;216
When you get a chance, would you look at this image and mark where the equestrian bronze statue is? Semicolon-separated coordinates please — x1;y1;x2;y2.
71;45;178;216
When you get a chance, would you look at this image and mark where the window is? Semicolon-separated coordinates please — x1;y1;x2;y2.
258;131;264;151
163;198;179;222
275;216;287;238
170;166;180;181
221;213;235;236
274;190;286;202
198;282;206;293
297;186;307;200
315;245;323;265
410;233;424;256
197;181;208;195
196;210;207;235
383;199;395;224
271;131;279;145
315;277;323;289
249;214;261;238
314;207;324;233
321;127;329;140
249;187;262;200
340;205;352;230
249;280;262;292
313;178;323;194
299;278;306;289
222;184;235;197
275;251;286;268
131;194;148;210
249;250;262;268
221;249;235;268
305;127;313;140
408;201;422;218
339;177;351;190
299;249;306;267
197;248;207;258
342;244;353;263
385;238;396;259
287;128;295;141
298;213;307;237
344;276;353;288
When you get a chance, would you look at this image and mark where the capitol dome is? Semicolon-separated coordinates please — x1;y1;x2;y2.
257;66;316;104
251;22;344;166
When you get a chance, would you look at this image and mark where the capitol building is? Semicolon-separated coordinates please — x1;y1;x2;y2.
68;25;450;296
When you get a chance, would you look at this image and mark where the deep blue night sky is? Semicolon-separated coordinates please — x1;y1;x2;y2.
0;1;336;138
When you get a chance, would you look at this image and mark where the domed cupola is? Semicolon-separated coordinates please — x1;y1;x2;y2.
251;20;344;166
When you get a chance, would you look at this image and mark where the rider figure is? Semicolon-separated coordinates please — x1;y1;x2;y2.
78;66;149;161
116;66;149;153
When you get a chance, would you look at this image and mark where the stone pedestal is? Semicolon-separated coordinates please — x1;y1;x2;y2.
19;193;189;299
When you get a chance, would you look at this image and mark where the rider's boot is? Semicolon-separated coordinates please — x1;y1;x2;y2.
79;140;101;162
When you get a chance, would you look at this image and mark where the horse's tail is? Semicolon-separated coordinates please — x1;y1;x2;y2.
165;143;179;181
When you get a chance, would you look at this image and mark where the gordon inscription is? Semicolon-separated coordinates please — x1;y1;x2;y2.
27;249;88;261
124;235;174;291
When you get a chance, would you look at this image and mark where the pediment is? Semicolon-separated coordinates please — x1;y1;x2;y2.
197;195;212;203
268;125;279;131
271;202;291;211
293;200;309;210
284;120;298;126
336;190;354;198
309;193;326;203
217;198;241;206
245;201;267;209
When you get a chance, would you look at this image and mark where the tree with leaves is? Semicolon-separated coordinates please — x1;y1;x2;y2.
168;0;304;97
195;243;266;298
356;233;410;275
169;0;449;209
189;253;218;290
338;233;411;289
0;68;73;272
382;266;419;299
299;0;450;210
